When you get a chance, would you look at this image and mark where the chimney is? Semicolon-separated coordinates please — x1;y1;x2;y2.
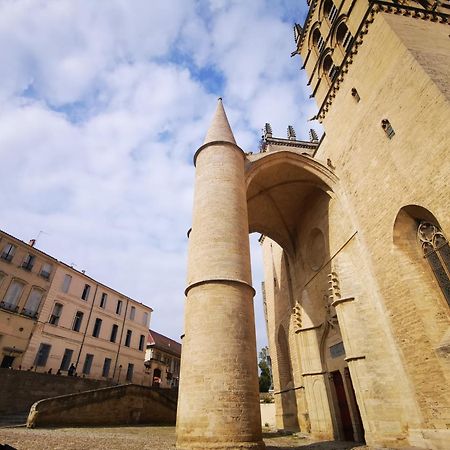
29;239;36;247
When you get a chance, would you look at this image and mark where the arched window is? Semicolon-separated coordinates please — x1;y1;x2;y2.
312;28;325;54
322;54;339;83
418;221;450;305
323;0;338;24
336;22;353;53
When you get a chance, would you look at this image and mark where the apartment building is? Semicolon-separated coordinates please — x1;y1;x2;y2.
0;229;153;384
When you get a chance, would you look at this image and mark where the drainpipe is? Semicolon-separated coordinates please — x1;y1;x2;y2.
75;283;99;370
112;297;129;383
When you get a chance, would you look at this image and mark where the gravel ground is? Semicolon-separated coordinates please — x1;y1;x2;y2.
0;426;371;450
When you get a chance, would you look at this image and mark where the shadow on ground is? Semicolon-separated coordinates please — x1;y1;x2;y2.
265;443;360;450
263;431;364;450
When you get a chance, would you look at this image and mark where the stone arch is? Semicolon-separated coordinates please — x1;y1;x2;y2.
330;15;348;47
246;150;338;256
318;49;335;81
248;150;344;437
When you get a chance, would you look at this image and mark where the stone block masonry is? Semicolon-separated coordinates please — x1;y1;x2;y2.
27;384;177;428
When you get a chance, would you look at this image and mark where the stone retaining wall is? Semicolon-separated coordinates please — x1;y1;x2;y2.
27;384;177;428
0;368;113;415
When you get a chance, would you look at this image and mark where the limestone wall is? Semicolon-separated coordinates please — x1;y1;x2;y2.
315;10;450;443
27;384;177;428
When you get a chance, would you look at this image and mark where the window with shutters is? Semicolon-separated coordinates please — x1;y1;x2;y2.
139;334;145;351
21;254;35;271
82;354;94;375
92;318;102;338
49;302;63;325
2;280;25;311
1;243;16;262
81;284;91;301
35;343;51;367
60;349;73;371
39;263;53;280
125;329;132;347
110;324;119;343
102;358;112;377
100;292;107;308
22;288;44;317
72;311;84;332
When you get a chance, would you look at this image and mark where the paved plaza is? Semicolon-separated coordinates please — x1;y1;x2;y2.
0;426;372;450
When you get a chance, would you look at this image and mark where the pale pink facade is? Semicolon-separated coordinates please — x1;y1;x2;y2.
22;264;152;384
0;229;152;384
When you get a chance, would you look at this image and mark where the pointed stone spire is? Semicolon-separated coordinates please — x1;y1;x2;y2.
203;98;236;145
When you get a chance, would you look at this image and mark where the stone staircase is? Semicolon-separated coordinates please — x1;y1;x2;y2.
0;412;28;427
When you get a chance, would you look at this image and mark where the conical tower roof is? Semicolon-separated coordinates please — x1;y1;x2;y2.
203;98;236;145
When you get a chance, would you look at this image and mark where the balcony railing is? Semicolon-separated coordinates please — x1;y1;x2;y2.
21;308;38;319
21;262;34;271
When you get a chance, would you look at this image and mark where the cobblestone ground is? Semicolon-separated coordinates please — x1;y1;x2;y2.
0;426;371;450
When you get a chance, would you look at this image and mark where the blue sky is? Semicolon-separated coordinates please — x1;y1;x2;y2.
0;0;317;349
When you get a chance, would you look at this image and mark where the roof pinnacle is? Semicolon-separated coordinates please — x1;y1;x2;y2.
203;98;236;145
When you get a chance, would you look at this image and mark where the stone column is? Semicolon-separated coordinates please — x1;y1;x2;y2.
176;99;264;450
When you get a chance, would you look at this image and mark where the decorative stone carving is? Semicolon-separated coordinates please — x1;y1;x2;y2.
293;300;302;332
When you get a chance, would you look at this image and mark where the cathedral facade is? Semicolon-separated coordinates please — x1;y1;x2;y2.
177;0;449;449
262;0;449;447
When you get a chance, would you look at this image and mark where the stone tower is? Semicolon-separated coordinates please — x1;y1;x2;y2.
176;99;264;450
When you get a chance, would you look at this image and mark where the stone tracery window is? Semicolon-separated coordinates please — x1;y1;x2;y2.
418;221;450;305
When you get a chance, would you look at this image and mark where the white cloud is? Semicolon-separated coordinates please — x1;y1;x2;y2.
0;0;315;346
